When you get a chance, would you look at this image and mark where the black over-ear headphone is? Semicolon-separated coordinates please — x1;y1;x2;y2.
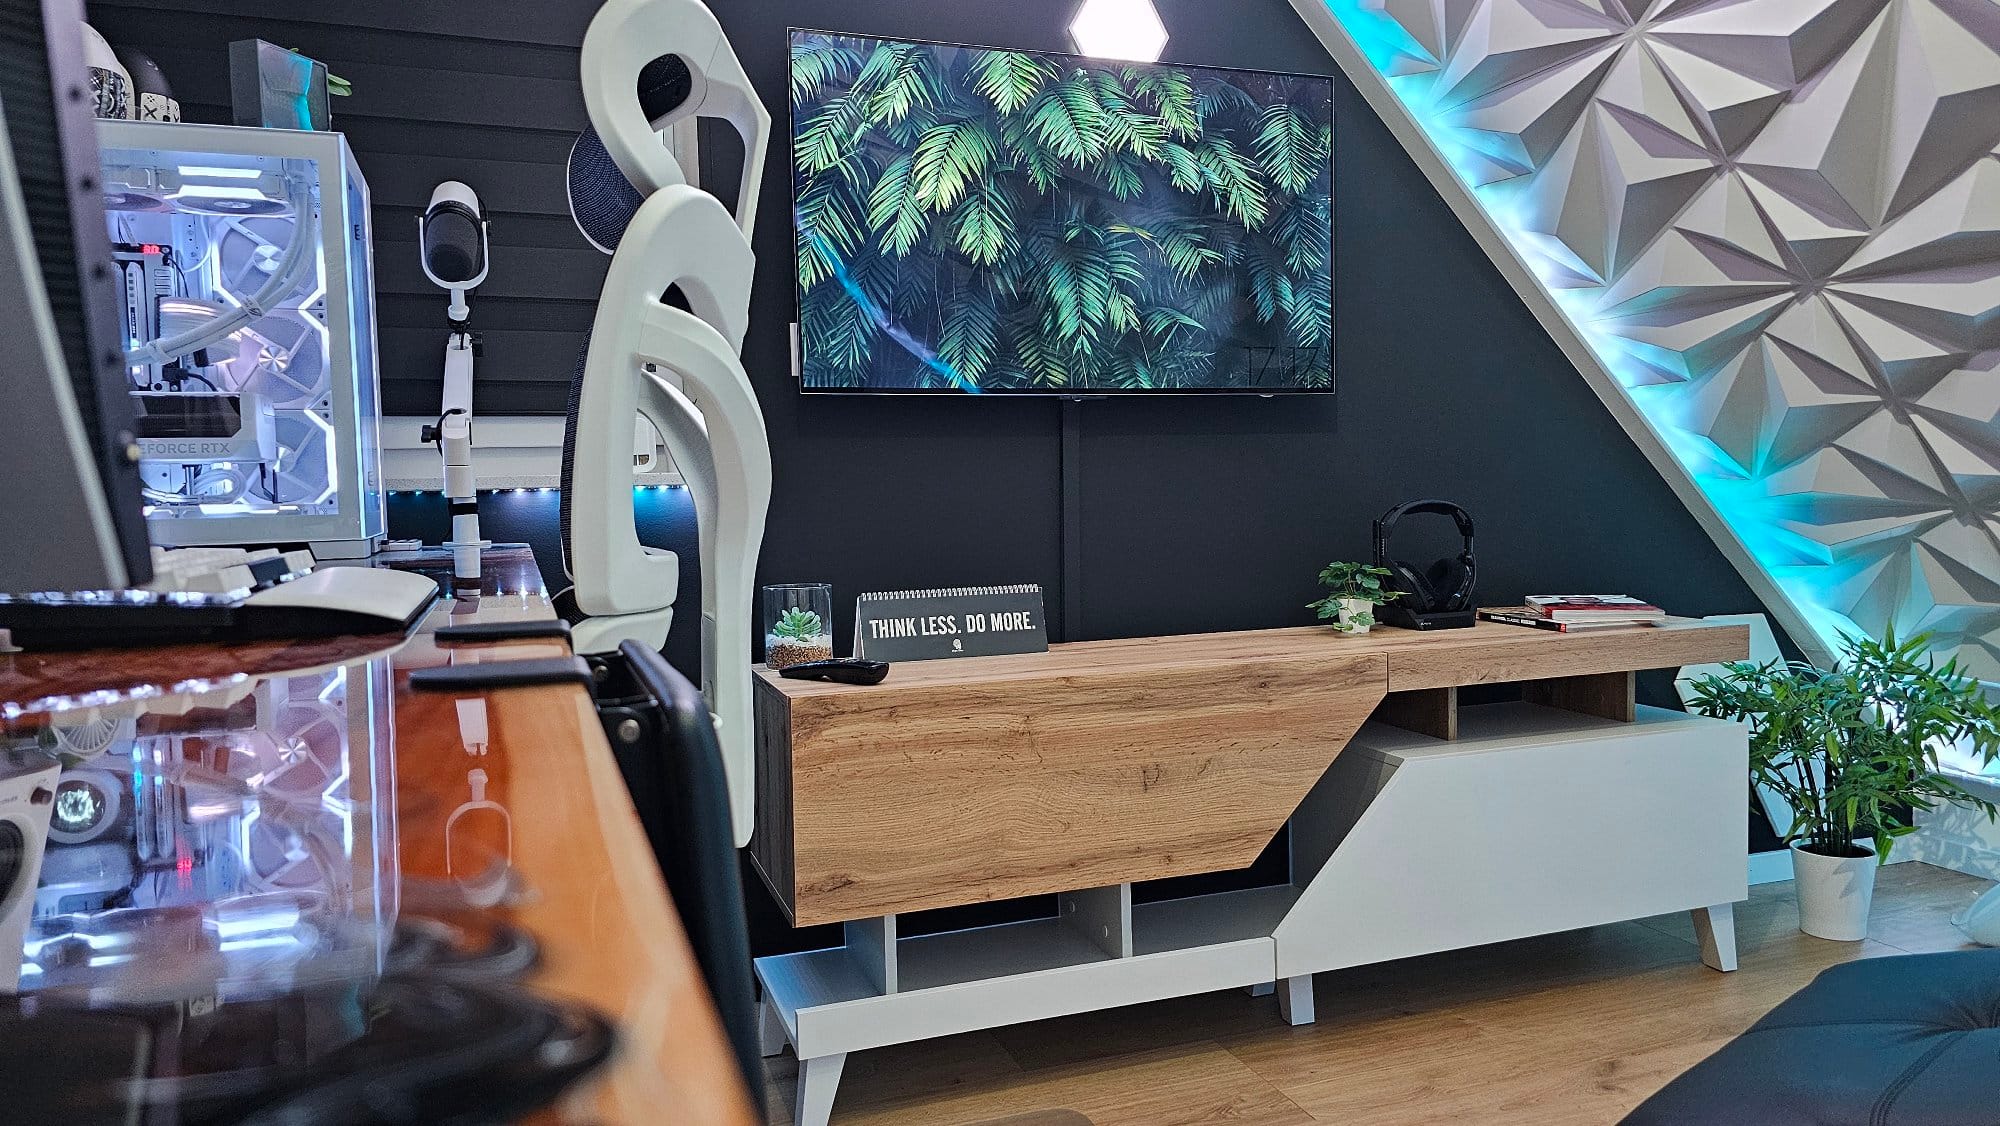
1374;500;1477;615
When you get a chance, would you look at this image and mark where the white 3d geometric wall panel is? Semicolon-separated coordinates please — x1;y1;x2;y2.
1291;0;2000;676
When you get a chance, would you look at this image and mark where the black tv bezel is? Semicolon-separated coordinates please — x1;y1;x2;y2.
786;26;1336;398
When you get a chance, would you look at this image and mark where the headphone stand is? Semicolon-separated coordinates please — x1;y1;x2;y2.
1374;498;1479;631
1379;606;1477;631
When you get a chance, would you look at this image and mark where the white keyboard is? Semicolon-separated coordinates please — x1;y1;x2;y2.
145;546;318;596
0;560;442;650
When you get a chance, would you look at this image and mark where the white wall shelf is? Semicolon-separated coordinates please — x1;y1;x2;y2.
379;415;683;491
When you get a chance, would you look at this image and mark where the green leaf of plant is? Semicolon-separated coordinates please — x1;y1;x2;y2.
1691;630;2000;859
773;607;825;641
972;49;1056;114
858;42;936;127
1141;306;1206;339
939;287;1000;381
1247;244;1294;323
1194;134;1269;228
1154;143;1207;194
912;120;997;212
1132;69;1200;139
950;178;1016;267
864;154;929;258
1095;151;1146;201
1027;72;1110;165
795;177;865;287
1253;103;1317;196
790;37;866;103
796;94;866;178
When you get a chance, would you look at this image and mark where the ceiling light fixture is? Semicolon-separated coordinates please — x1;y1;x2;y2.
1068;0;1169;62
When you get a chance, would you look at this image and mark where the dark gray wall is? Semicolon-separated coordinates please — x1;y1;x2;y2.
90;0;603;416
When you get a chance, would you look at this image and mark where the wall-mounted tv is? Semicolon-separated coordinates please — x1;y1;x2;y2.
789;30;1333;395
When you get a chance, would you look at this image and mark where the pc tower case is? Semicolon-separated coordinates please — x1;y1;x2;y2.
99;121;383;557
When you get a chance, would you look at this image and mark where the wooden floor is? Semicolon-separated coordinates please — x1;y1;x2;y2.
762;863;1994;1125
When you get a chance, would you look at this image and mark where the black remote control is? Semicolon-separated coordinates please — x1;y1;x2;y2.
778;658;890;685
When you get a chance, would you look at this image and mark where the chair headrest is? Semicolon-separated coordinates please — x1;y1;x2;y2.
567;125;648;254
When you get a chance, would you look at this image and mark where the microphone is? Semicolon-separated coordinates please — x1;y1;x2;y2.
420;181;488;298
418;181;491;586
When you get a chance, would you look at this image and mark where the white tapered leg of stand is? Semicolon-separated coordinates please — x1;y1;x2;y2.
1692;903;1738;972
1245;981;1275;997
1279;974;1316;1026
759;994;789;1058
795;1052;846;1126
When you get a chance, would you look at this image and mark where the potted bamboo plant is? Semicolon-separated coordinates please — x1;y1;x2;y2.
1308;562;1400;637
1685;631;2000;940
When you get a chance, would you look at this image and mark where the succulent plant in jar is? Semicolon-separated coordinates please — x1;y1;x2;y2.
767;606;833;669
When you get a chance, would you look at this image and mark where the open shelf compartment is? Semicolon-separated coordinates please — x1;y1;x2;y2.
758;880;1289;1059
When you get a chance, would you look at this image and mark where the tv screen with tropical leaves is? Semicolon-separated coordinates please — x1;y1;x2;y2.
790;31;1333;394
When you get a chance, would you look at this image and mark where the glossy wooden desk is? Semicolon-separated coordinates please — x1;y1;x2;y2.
0;549;755;1125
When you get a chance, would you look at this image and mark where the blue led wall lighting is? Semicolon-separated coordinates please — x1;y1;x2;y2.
1296;0;2000;677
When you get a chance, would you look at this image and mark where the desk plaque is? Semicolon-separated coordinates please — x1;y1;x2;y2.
853;585;1048;662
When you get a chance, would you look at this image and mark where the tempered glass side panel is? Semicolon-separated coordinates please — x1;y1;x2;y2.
102;143;338;523
344;160;383;540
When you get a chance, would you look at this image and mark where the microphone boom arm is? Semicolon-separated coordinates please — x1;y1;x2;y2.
437;327;483;581
419;182;491;585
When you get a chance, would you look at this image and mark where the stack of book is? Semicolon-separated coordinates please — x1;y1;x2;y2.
1479;595;1666;633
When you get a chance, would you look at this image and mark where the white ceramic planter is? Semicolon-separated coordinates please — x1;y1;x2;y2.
1329;596;1374;636
1791;842;1877;941
1952;883;2000;946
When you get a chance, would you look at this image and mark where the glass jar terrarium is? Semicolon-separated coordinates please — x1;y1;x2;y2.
764;583;834;669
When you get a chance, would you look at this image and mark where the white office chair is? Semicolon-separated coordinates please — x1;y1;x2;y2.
1675;613;1793;838
558;0;772;847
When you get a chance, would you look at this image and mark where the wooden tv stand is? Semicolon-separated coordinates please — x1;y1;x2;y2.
751;621;1749;1126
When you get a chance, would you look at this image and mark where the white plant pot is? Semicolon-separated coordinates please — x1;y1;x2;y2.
1791;842;1877;941
1329;596;1374;636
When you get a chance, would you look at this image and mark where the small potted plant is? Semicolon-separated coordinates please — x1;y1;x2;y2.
767;607;833;670
764;582;834;670
1685;631;2000;940
1308;562;1400;636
